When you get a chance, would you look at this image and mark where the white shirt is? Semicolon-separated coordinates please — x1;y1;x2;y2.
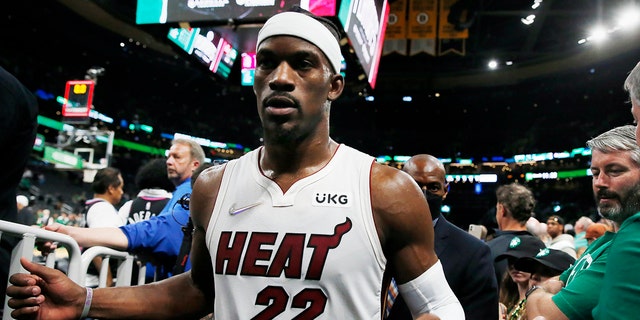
548;233;577;259
85;199;123;228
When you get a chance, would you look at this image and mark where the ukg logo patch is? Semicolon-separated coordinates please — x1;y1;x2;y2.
312;192;351;207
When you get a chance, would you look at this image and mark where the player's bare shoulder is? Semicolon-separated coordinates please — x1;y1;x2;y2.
370;162;423;205
370;162;429;230
193;163;226;190
191;163;227;228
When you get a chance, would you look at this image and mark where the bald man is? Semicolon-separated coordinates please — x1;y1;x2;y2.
388;154;498;320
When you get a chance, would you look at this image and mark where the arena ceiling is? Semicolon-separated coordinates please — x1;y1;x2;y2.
3;0;640;159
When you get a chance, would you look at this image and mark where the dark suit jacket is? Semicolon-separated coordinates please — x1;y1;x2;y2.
0;66;38;305
387;216;499;320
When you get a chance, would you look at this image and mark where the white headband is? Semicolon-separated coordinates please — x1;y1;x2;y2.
257;12;342;73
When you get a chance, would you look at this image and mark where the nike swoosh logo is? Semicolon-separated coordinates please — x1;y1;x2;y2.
228;202;262;215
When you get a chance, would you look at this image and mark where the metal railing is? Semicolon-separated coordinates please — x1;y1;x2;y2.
1;220;143;320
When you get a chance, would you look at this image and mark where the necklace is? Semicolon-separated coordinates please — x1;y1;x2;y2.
507;298;527;320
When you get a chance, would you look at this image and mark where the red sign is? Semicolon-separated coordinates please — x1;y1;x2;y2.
62;80;95;117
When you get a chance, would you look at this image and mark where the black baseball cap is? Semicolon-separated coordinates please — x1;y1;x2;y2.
514;248;575;274
547;215;565;225
495;235;547;262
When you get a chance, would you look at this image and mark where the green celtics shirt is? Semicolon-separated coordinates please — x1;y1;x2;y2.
551;231;614;320
593;212;640;319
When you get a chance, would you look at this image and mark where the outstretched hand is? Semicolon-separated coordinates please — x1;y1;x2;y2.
7;257;84;320
35;224;70;255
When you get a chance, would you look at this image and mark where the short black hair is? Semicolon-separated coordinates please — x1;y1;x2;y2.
135;158;175;192
92;167;122;194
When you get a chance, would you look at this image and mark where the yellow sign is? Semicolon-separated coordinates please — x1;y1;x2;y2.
407;0;437;39
73;84;87;94
386;0;407;39
438;0;469;39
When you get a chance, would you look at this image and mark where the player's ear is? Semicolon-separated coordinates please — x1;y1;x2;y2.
327;73;344;101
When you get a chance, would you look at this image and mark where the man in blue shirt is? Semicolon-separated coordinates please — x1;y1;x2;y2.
45;138;204;280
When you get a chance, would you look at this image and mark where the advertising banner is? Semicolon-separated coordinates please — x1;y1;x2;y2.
338;0;389;89
137;0;335;24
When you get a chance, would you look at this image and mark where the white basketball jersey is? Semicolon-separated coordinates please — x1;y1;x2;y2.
205;144;387;319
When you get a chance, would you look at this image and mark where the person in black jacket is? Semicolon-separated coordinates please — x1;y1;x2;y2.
0;66;38;313
388;154;499;320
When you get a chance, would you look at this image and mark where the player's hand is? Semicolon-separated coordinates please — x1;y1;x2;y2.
7;257;85;320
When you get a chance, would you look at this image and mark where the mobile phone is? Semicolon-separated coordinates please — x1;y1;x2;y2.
468;224;485;240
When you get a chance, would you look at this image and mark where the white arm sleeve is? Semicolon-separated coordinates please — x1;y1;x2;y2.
397;260;465;320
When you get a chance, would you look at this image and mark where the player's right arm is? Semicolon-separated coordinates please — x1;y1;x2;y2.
7;165;225;319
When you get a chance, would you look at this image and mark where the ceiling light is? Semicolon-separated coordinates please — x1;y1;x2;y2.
531;0;543;10
586;26;608;42
521;15;535;25
616;6;640;31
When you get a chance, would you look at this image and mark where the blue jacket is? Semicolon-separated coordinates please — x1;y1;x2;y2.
120;178;192;280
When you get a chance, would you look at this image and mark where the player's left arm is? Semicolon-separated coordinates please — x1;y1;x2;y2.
187;164;227;310
370;163;463;319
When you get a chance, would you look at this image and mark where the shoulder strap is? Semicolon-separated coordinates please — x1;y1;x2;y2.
173;218;193;275
172;193;193;275
81;199;106;228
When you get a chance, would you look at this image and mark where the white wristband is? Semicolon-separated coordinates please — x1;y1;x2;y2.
80;287;93;319
397;260;465;319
